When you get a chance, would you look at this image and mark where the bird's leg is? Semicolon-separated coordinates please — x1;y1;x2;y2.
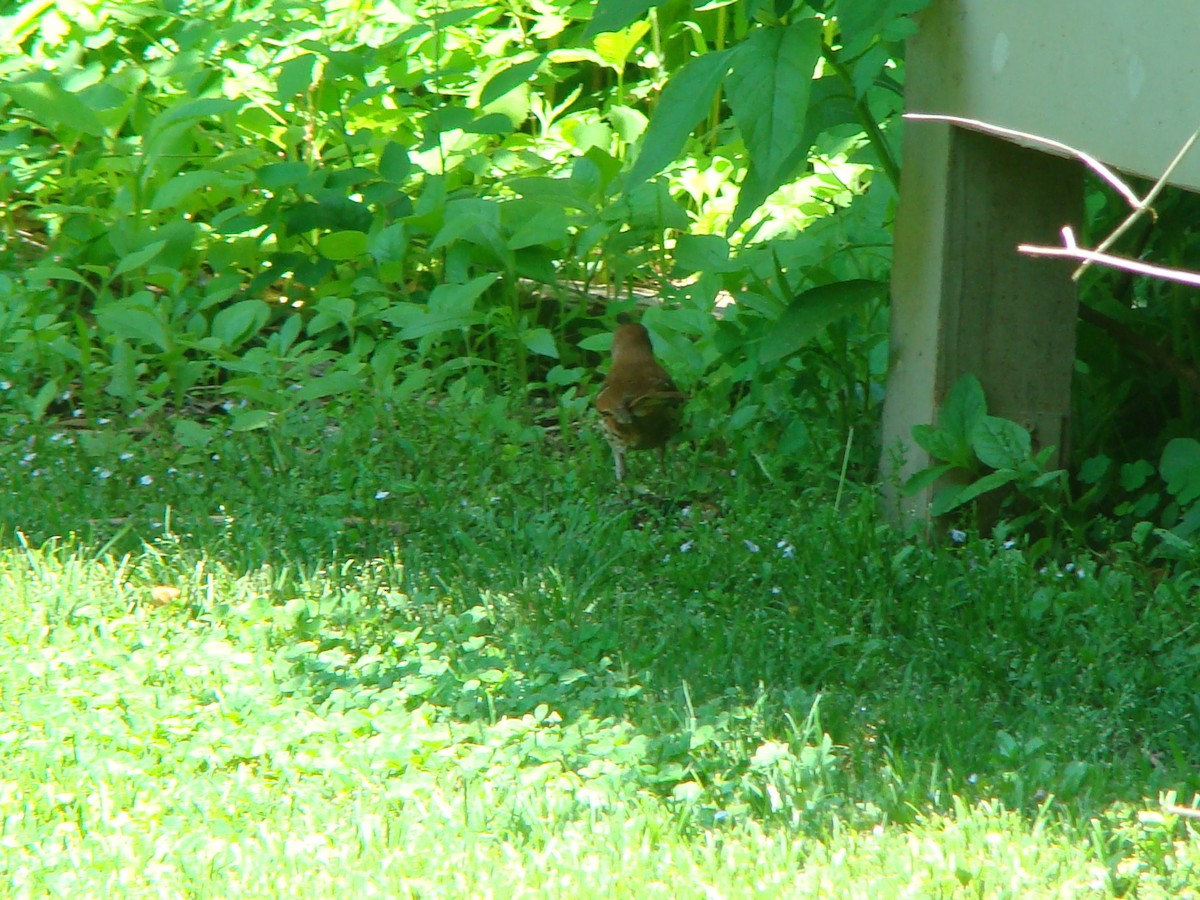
613;445;626;481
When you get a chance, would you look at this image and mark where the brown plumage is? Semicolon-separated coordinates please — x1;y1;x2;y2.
595;323;687;481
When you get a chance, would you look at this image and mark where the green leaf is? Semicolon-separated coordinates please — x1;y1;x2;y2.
277;53;316;101
112;241;167;277
506;205;570;250
938;374;987;458
903;463;956;496
293;371;362;401
584;0;659;38
911;424;963;468
625;49;736;190
955;469;1019;505
4;77;106;136
1078;454;1111;485
211;300;271;348
95;304;170;351
230;409;276;431
521;327;559;359
594;21;651;70
972;415;1031;470
429;274;500;315
929;483;966;516
759;280;884;363
726;20;821;187
838;0;933;58
379;142;411;183
151;171;227;211
673;234;734;274
480;54;546;107
1119;459;1155;491
173;419;213;448
1161;438;1200;506
369;223;408;265
318;231;369;260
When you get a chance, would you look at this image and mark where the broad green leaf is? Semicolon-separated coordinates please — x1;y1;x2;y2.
151;171;226;211
230;409;276;431
1078;454;1111;485
726;20;821;186
258;162;314;189
972;415;1031;470
584;0;659;38
759;280;884;363
609;105;648;143
211;300;271;348
938;374;987;456
293;371;361;401
506;206;569;250
173;419;213;448
369;223;408;265
838;0;933;58
428;274;502;317
318;231;369;260
911;424;966;470
955;469;1020;505
26;266;90;287
521;327;559;359
277;53;316;100
4;78;106;136
1161;438;1200;506
480;54;546;107
904;463;956;495
929;483;966;516
1120;459;1155;491
625;49;736;190
152;97;241;129
96;304;170;351
673;234;735;274
379;142;411;183
594;21;651;70
112;240;167;276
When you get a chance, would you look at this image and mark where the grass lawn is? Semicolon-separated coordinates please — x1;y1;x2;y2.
3;396;1200;897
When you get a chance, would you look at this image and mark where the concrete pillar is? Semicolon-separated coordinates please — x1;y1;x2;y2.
880;122;1083;523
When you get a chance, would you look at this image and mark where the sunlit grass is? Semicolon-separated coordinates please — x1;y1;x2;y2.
2;398;1200;895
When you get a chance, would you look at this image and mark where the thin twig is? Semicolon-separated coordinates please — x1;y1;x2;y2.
1019;227;1200;288
1076;125;1200;278
1163;803;1200;821
904;112;1140;207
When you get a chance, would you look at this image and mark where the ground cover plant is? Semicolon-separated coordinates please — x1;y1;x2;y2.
5;0;1200;896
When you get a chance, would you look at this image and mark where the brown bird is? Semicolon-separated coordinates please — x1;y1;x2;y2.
595;322;687;481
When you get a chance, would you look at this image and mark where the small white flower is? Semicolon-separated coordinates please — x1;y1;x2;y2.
744;540;760;553
97;417;111;425
72;409;83;418
120;452;134;461
211;454;220;461
1002;539;1016;550
771;586;781;595
729;469;738;477
949;529;967;543
680;540;694;553
139;475;153;486
776;540;795;558
96;468;113;480
375;490;391;500
0;380;10;390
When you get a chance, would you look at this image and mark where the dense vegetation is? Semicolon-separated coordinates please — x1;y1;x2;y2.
4;0;1200;894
